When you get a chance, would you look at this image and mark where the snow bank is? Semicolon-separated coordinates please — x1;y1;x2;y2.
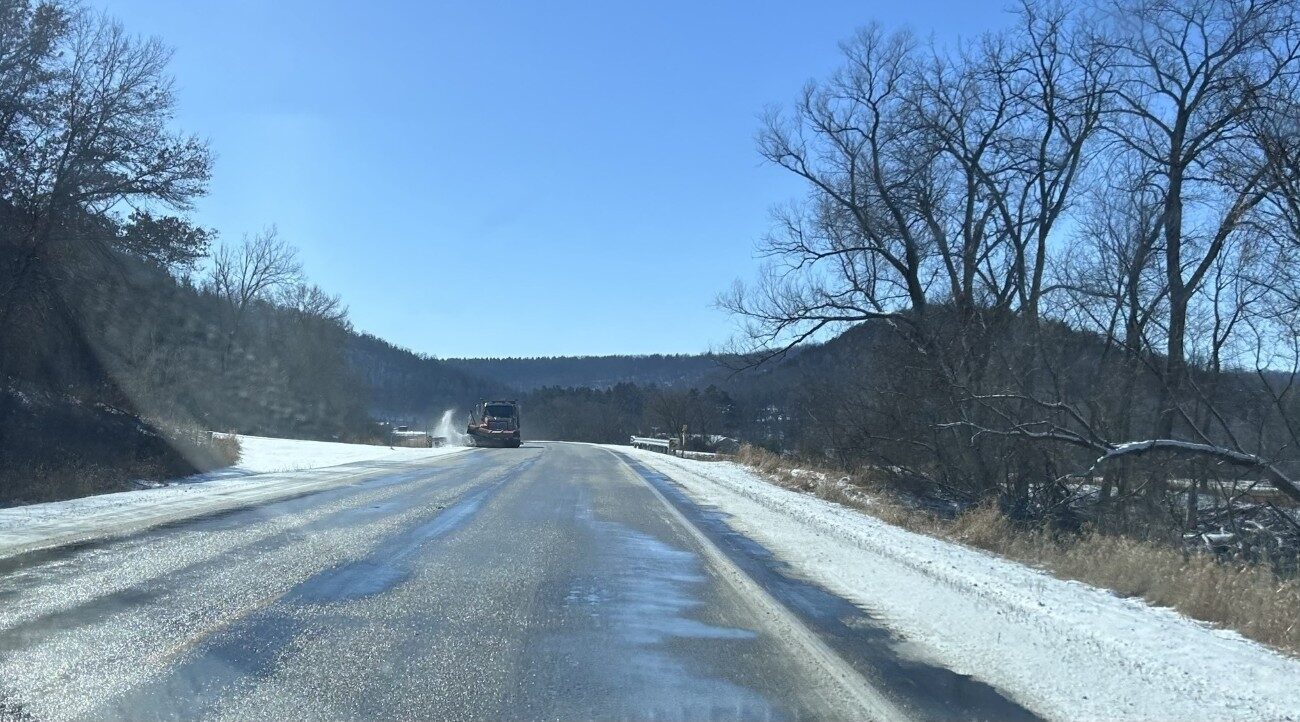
615;447;1300;722
0;437;468;560
188;434;463;479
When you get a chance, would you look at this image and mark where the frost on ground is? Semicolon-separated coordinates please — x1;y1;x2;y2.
0;436;467;560
615;447;1300;722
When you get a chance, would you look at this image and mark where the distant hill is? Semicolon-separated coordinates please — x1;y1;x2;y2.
444;354;730;391
348;334;511;423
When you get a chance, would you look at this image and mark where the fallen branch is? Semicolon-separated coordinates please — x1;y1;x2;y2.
943;416;1300;504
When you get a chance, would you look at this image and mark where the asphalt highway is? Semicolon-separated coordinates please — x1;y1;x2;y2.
0;442;1034;721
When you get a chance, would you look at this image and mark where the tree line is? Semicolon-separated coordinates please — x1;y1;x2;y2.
519;383;741;448
444;354;727;392
717;0;1300;563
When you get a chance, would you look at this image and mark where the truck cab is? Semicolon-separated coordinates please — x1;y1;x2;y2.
466;400;521;448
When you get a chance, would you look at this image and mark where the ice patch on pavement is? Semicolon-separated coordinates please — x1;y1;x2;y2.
542;491;773;720
567;511;756;645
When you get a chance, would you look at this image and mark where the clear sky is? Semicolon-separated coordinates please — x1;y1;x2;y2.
97;0;1005;358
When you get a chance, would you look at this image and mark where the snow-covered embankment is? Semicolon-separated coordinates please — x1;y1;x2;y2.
0;435;467;560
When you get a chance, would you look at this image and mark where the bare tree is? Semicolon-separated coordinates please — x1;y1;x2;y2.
208;226;302;366
1091;0;1300;441
726;3;1106;356
724;0;1300;529
722;1;1113;500
722;24;928;357
645;388;696;441
0;4;210;331
278;282;348;326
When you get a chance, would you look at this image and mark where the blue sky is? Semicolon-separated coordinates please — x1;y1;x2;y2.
98;0;1005;358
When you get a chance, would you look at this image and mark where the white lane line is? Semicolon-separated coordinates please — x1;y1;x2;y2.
603;447;910;722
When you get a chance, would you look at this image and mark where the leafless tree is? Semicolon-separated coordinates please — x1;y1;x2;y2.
728;0;1300;523
1089;0;1300;440
725;3;1106;356
723;1;1113;499
0;5;210;331
721;24;929;361
645;388;696;440
278;282;348;326
208;226;302;366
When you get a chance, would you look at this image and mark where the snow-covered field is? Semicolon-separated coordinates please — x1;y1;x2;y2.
188;434;464;479
616;447;1300;722
0;435;468;560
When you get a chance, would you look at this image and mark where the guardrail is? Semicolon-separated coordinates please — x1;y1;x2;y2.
628;436;731;461
630;436;675;453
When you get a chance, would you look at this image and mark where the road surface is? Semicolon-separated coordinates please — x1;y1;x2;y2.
0;442;1033;721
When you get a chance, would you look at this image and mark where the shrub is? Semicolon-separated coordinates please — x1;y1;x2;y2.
207;432;241;467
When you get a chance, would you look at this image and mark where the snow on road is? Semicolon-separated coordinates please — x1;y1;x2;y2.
616;446;1300;722
0;436;468;560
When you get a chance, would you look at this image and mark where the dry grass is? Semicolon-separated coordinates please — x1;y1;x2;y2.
165;427;242;470
209;432;242;466
735;445;878;510
733;444;1300;655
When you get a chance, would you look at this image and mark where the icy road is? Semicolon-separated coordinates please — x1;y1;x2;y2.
1;442;1297;721
0;442;1034;721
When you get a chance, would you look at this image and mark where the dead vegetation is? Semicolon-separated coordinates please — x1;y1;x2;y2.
735;444;1300;655
0;387;244;505
208;433;242;467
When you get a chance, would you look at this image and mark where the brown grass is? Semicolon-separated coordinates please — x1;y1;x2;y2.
163;427;242;471
208;432;242;467
733;444;1300;655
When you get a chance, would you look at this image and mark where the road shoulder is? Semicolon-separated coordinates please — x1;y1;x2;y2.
612;445;1300;722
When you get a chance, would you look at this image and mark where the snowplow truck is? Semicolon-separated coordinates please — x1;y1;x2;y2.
467;400;521;448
